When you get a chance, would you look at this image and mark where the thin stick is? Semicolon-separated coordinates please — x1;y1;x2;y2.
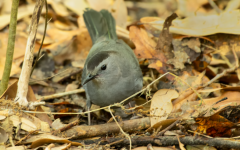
30;0;48;76
157;119;180;136
108;106;132;150
15;130;39;145
14;0;45;107
37;89;85;101
208;0;221;14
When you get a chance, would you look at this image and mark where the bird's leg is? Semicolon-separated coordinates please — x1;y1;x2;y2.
88;106;91;125
87;100;92;125
128;102;135;116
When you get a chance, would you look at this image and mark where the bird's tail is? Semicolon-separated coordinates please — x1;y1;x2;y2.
83;9;117;44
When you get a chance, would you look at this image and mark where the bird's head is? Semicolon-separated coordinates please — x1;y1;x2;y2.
82;51;120;85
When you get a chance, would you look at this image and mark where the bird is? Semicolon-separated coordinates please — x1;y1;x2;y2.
81;9;143;125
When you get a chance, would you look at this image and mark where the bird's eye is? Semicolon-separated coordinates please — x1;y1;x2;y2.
101;64;107;70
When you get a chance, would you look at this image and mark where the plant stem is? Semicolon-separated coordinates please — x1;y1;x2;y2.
0;0;19;95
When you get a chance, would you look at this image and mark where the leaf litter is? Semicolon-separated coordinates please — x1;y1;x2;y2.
1;0;240;149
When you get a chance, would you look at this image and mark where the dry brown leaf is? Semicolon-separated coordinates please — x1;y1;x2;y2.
27;134;82;148
210;57;227;65
6;146;25;150
65;82;78;92
225;0;240;12
237;68;240;81
44;28;90;65
36;32;54;45
129;26;173;79
111;0;127;28
87;0;113;11
52;118;66;130
0;80;52;125
175;90;240;119
150;89;179;126
0;79;18;98
0;4;36;30
198;88;223;93
171;71;208;114
176;0;208;17
195;113;234;137
47;0;69;16
0;57;21;80
0;127;8;143
87;0;127;28
129;26;157;59
142;10;240;36
174;70;206;94
51;143;71;150
0;33;40;60
53;20;76;30
203;91;240;117
1;0;12;14
63;0;89;16
172;90;198;114
1;112;50;132
0;114;6;120
9;115;38;131
46;28;78;42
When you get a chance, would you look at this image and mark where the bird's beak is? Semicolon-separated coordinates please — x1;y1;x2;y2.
82;74;98;85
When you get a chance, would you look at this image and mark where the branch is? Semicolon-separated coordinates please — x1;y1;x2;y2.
64;117;150;139
14;0;44;107
82;136;240;149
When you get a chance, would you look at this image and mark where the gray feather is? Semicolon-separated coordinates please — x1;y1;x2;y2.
83;9;117;44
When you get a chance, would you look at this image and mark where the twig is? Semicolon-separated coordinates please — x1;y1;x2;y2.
63;117;150;139
157;119;180;136
14;0;45;107
107;139;124;146
198;97;228;117
37;89;85;101
83;136;240;148
188;130;213;138
15;130;39;145
108;106;132;150
208;0;222;14
45;143;55;149
52;119;80;135
9;135;15;147
30;0;48;76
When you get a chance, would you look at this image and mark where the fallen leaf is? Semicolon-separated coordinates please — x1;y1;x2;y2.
0;4;36;30
87;0;113;11
6;146;25;150
195;113;233;137
63;0;89;16
0;127;8;143
47;0;69;16
27;134;82;148
143;10;240;36
150;89;179;126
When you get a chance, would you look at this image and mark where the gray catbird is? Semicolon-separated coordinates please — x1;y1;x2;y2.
82;9;143;124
